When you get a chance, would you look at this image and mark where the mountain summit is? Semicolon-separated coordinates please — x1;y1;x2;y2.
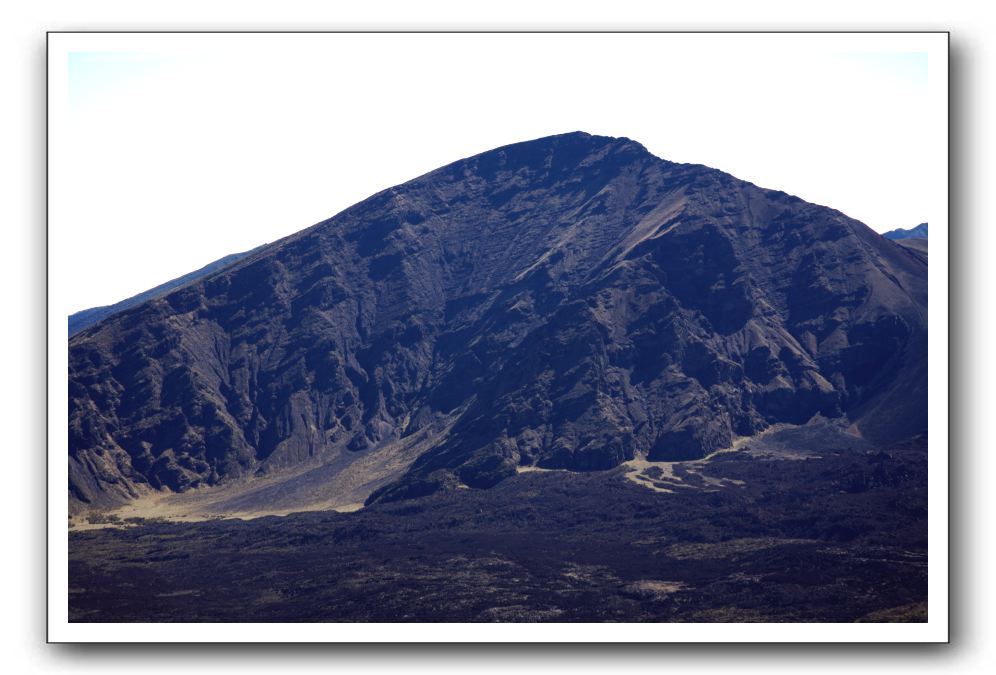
68;132;927;512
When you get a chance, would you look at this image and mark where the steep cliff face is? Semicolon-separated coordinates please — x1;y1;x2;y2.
68;132;927;510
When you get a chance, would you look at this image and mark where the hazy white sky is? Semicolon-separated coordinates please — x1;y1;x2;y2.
51;33;945;314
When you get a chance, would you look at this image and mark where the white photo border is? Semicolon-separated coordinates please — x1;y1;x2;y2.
47;30;949;643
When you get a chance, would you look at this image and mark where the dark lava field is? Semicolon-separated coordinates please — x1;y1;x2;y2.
69;427;927;623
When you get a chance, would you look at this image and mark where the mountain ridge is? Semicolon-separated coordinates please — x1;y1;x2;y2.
68;248;262;337
883;222;928;241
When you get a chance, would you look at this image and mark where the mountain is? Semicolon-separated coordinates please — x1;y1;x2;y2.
67;132;927;514
68;249;259;337
883;222;928;241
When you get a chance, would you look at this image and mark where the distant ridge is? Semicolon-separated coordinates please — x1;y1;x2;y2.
883;222;928;241
68;248;260;337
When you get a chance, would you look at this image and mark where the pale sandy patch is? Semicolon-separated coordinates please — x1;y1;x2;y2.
625;580;688;599
515;465;557;474
621;424;792;494
69;412;463;528
665;537;816;560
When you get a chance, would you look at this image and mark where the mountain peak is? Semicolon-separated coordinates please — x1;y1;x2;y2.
453;131;656;175
493;130;645;151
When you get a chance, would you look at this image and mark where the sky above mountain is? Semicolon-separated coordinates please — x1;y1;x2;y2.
52;33;944;314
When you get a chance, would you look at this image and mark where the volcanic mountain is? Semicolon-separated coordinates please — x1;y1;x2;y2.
67;132;928;514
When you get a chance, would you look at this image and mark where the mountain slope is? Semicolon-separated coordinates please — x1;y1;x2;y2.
67;132;928;512
68;249;259;337
896;237;928;259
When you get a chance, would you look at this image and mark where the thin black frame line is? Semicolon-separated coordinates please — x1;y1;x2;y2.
48;29;950;645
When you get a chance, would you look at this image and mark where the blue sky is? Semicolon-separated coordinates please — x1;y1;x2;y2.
54;34;942;313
